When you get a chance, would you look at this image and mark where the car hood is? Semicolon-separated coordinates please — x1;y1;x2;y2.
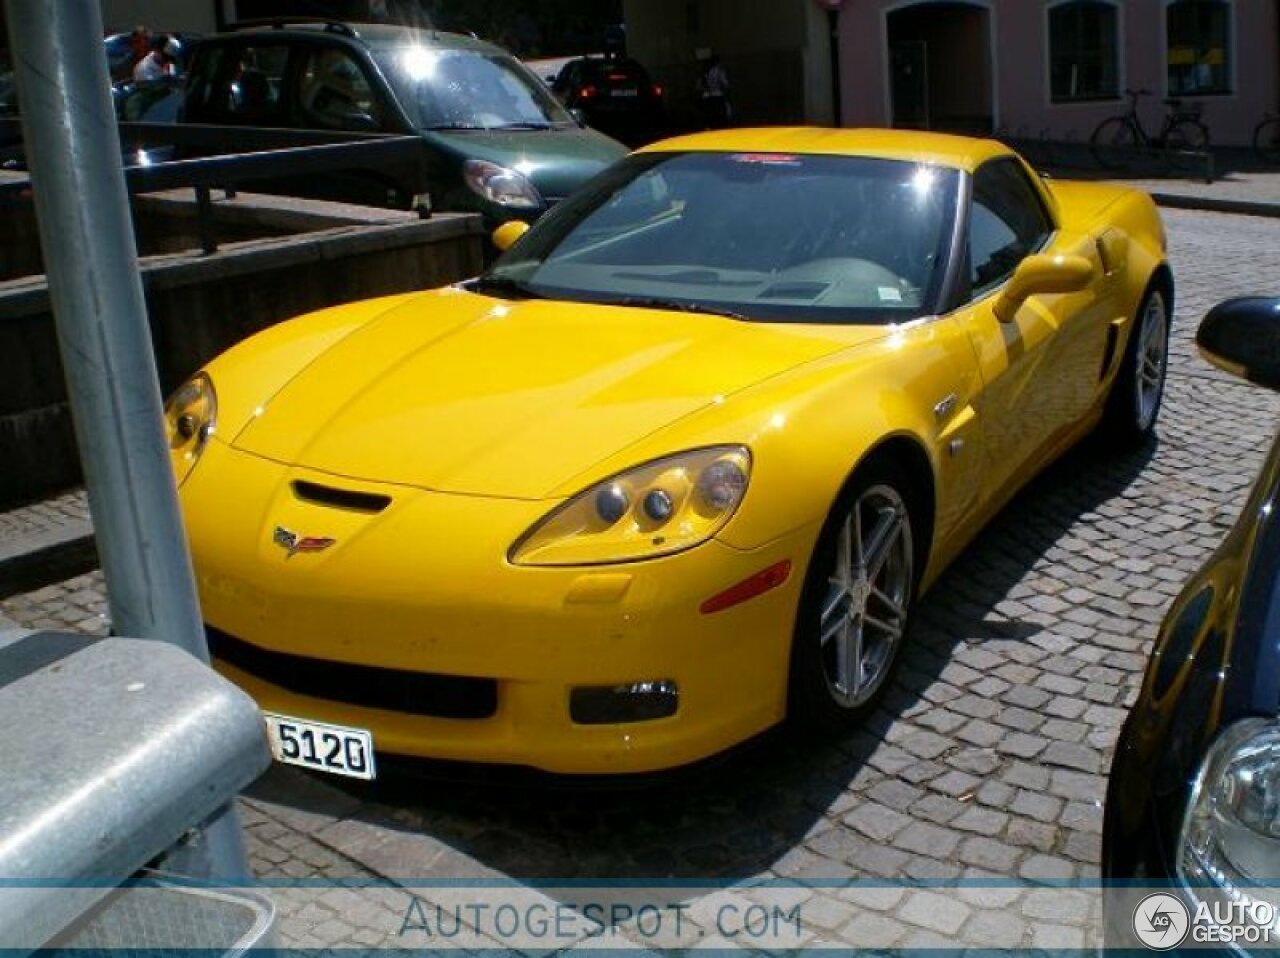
428;127;626;199
231;290;884;499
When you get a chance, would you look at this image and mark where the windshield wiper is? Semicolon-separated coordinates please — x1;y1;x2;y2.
608;296;748;321
423;123;487;131
488;121;553;130
468;275;543;299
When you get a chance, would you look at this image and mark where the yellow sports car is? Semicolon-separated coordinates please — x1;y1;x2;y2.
167;129;1171;777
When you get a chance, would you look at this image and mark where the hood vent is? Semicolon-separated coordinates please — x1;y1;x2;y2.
292;480;391;514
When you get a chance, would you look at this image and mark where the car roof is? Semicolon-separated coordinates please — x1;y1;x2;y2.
215;21;506;57
639;127;1013;173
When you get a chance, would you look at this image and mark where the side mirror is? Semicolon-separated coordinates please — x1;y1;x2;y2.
491;220;530;252
993;253;1094;323
1197;297;1280;389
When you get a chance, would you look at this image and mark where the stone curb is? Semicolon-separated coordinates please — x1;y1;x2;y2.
0;518;96;598
1150;192;1280;219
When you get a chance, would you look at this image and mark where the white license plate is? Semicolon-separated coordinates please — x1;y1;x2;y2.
610;88;638;97
263;713;376;780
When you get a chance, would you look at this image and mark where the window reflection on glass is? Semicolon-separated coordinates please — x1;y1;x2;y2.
968;159;1053;297
376;48;573;131
298;48;383;131
1167;0;1231;95
485;152;961;326
1049;1;1119;102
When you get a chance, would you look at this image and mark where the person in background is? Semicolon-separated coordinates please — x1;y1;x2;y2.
128;25;151;70
133;35;179;83
697;51;731;129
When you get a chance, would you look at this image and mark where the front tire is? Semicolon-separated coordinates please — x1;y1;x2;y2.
1100;286;1170;444
788;461;917;731
1091;117;1139;172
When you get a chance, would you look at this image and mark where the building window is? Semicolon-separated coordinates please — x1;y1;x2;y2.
1049;1;1119;102
1167;0;1232;95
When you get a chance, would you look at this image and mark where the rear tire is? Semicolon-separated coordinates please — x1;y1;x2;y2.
1091;117;1139;172
1255;117;1280;165
788;459;918;732
1100;285;1170;444
1163;120;1210;175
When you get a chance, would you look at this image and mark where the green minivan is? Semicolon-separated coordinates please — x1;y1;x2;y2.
180;20;628;225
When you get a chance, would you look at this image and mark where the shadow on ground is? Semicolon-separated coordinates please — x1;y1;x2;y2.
1008;139;1271;184
248;430;1158;881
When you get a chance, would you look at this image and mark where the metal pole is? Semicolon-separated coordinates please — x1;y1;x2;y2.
828;9;842;127
4;0;250;879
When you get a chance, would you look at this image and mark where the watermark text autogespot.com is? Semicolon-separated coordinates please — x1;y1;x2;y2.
398;895;803;945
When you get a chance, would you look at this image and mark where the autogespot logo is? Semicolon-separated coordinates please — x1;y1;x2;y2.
1133;893;1191;950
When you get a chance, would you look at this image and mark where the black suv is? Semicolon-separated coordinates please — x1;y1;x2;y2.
178;20;627;223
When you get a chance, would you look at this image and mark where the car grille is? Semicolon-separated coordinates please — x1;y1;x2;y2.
206;626;498;720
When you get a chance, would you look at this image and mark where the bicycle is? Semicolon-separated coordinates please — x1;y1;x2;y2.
1254;113;1280;165
1090;89;1211;173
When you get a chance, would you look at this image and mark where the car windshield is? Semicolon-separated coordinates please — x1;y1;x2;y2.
375;46;574;130
481;152;960;324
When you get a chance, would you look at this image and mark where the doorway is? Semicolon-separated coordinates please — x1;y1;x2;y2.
887;1;994;135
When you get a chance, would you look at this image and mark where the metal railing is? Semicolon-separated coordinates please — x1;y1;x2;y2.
0;120;432;254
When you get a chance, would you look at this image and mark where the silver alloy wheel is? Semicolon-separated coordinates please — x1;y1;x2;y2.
819;484;913;709
1136;291;1169;430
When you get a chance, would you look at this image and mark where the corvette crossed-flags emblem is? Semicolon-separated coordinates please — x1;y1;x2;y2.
273;526;336;558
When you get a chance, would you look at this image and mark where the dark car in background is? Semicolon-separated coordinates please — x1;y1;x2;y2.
1104;296;1280;949
550;54;665;145
177;20;627;222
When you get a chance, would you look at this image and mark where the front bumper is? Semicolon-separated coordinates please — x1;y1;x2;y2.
183;441;816;774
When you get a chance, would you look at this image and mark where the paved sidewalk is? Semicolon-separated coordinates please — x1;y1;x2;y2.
1118;168;1280;217
1016;140;1280;218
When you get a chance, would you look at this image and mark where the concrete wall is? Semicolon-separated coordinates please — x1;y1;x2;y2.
101;0;216;33
839;0;1280;147
0;193;483;506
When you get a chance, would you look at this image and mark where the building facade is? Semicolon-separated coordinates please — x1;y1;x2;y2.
622;0;837;128
838;0;1279;147
626;0;1276;147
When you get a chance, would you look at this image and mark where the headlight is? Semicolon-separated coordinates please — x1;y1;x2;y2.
165;372;217;486
510;446;751;566
1180;719;1280;936
463;159;542;210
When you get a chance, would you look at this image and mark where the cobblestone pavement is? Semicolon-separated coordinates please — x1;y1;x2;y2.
5;208;1280;950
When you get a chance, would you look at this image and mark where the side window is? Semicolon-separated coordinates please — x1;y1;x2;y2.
182;45;229;121
120;79;183;122
968;160;1054;297
296;47;384;131
224;44;290;124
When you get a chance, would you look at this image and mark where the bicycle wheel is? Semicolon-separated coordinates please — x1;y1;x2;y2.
1091;117;1139;172
1256;117;1280;165
1166;119;1209;152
